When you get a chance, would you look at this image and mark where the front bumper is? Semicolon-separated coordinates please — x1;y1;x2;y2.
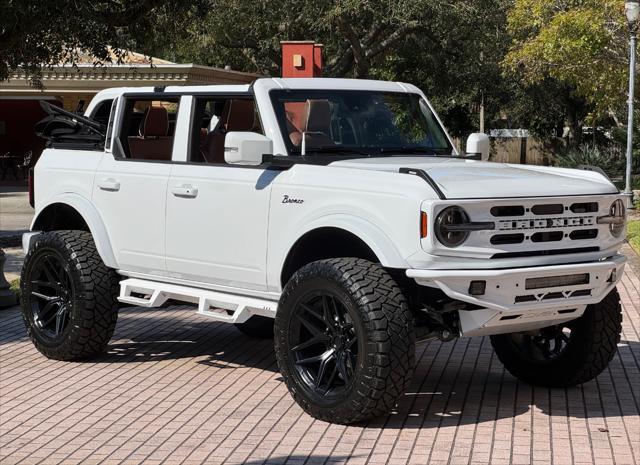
406;254;626;337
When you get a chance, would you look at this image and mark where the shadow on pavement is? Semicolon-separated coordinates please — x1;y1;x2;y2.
93;305;279;372
243;457;355;464
2;304;638;426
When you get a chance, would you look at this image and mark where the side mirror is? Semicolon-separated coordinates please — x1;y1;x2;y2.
466;133;491;161
224;132;272;166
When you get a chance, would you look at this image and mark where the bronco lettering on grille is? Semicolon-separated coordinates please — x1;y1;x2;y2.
499;216;595;231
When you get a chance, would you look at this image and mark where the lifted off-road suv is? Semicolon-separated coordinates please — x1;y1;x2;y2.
23;78;627;424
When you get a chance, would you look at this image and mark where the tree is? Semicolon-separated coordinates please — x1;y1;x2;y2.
167;0;432;78
504;0;638;125
168;0;517;136
0;0;202;84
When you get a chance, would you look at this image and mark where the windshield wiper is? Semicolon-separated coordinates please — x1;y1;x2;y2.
302;146;383;157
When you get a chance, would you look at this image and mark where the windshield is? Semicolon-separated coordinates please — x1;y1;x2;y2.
270;90;453;156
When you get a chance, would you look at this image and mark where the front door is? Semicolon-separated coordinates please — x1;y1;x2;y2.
165;165;276;291
164;95;274;291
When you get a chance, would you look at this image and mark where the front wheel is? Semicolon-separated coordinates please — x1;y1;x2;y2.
274;258;415;424
21;230;120;360
490;288;623;387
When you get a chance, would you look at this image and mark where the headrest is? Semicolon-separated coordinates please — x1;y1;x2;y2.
140;106;169;138
304;99;331;133
225;100;255;132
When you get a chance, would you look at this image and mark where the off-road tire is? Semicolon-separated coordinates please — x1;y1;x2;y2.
21;230;120;360
274;258;415;424
235;315;274;339
490;288;622;387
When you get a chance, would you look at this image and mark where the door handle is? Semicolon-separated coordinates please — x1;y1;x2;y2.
97;178;120;192
171;184;198;198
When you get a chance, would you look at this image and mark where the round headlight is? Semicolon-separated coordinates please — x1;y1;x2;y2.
609;199;626;237
435;206;470;247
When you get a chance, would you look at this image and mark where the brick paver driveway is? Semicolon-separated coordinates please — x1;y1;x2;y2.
1;261;639;465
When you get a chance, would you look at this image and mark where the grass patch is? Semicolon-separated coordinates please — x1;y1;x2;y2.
9;278;20;300
628;220;640;255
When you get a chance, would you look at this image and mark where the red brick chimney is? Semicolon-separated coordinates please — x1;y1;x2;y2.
281;41;324;78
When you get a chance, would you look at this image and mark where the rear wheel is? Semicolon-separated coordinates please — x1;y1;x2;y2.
275;258;415;424
21;230;120;360
490;288;622;387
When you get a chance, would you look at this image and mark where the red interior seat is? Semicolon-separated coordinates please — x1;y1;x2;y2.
204;100;256;164
128;106;173;161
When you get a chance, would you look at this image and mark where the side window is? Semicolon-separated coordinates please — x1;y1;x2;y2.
89;99;113;126
189;96;261;164
281;99;352;149
117;98;180;161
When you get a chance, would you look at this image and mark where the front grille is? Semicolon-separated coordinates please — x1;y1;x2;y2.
491;233;525;245
531;204;564;215
497;216;596;231
569;229;598;240
431;196;614;261
531;231;563;242
483;199;603;257
570;202;598;213
491;205;525;217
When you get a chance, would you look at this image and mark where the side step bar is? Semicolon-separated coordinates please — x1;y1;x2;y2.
118;278;278;323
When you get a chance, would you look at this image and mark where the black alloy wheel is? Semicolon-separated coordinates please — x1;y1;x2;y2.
28;250;74;340
274;258;415;424
289;291;359;399
21;230;120;360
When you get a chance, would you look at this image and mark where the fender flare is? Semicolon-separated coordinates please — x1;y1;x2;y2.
31;193;118;268
301;215;406;266
271;213;408;289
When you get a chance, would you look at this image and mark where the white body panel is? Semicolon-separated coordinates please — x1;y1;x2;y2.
165;164;275;290
32;149;102;215
28;78;628;338
265;164;429;292
92;155;170;275
329;157;618;199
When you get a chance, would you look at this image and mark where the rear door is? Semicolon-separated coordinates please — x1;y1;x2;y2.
165;94;275;292
92;95;186;275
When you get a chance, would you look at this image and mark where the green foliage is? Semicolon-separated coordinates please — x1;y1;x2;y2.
505;0;637;120
0;0;203;84
1;0;634;152
166;0;518;136
628;221;640;255
553;144;628;178
9;278;20;300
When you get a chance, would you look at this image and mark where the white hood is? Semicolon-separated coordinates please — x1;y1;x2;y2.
329;157;618;199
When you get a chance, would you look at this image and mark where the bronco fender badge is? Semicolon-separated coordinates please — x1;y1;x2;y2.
282;195;304;204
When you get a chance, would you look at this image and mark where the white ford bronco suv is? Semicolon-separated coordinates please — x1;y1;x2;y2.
22;78;627;424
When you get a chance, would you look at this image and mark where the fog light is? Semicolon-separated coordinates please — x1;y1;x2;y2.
608;269;617;283
469;280;486;296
